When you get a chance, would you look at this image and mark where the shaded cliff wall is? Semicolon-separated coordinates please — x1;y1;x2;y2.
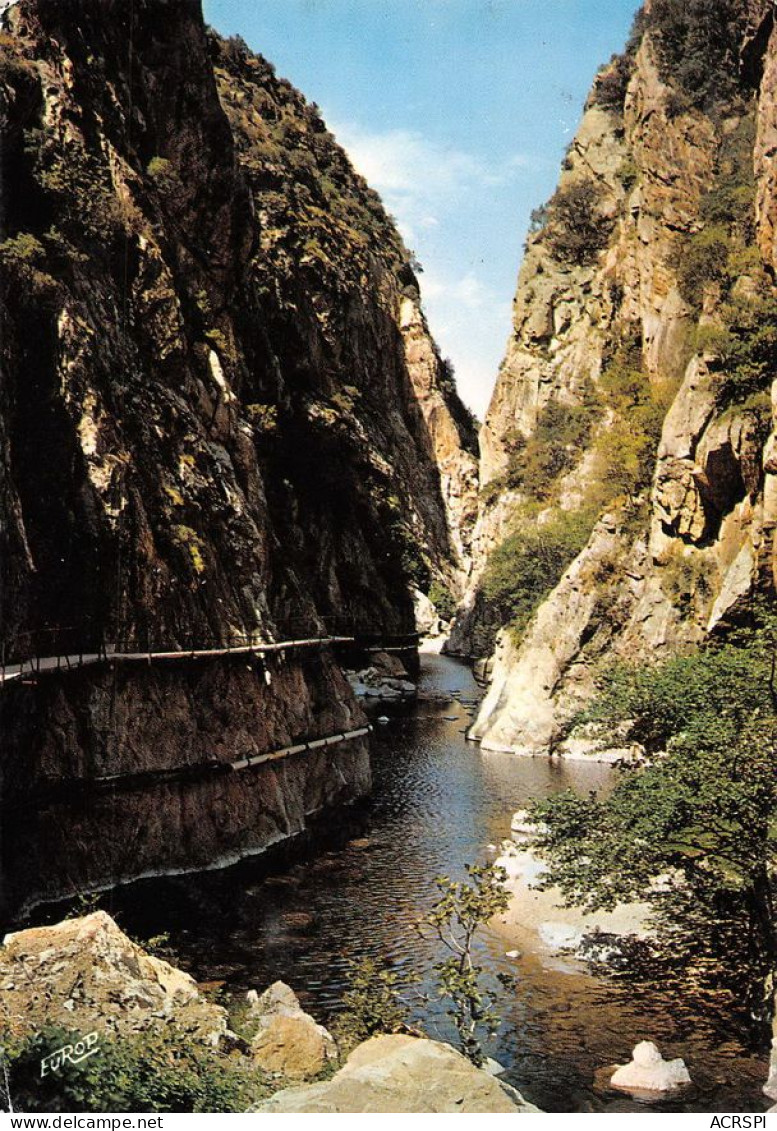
0;0;475;914
464;0;777;753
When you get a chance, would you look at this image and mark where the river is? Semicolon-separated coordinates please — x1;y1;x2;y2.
104;652;768;1113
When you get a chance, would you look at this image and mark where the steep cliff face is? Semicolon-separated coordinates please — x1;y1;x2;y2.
467;0;777;754
0;0;475;916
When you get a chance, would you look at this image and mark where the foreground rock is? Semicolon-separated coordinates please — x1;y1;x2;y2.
0;911;227;1045
248;981;338;1081
610;1041;691;1094
254;1034;540;1113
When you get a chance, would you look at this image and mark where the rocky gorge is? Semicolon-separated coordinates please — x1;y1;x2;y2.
0;0;476;919
3;0;777;1114
452;0;777;761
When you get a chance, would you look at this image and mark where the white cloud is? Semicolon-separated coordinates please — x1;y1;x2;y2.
328;118;538;245
420;267;512;418
325;116;529;418
423;268;511;318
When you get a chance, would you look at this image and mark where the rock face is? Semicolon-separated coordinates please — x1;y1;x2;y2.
0;911;227;1044
464;1;777;755
254;1033;540;1113
610;1041;692;1094
248;981;338;1081
0;1;475;914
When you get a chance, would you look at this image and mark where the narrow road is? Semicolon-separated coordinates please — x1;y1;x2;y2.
0;636;355;686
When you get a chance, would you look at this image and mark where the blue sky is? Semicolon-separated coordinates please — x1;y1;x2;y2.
203;0;639;417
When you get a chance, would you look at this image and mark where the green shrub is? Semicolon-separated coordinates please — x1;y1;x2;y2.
332;957;412;1055
147;156;178;195
330;386;361;415
658;544;713;614
716;293;777;405
0;232;59;298
4;1025;259;1112
592;52;635;114
674;224;732;308
246;403;279;434
0;232;45;264
481;507;596;644
533;618;777;1013
545;178;614;266
673;112;756;312
592;401;665;505
504;390;601;502
618;157;639;191
428;579;457;621
645;0;747;111
479;475;506;509
171;525;207;575
39;146;124;244
419;864;512;1067
590;336;666;504
527;204;549;237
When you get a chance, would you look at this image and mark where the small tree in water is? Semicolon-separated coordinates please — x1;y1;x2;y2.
420;863;511;1067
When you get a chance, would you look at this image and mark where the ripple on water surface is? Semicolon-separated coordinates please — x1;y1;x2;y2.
104;653;768;1113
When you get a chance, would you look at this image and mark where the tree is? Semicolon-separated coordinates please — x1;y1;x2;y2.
592;52;635;114
419;863;511;1067
646;0;746;112
545;178;613;266
530;618;777;1019
332;957;414;1054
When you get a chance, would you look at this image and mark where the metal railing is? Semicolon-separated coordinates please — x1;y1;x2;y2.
0;616;420;687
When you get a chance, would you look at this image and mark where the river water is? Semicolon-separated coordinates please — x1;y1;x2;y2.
106;652;769;1112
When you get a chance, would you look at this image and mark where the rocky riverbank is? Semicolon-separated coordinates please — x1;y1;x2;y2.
490;835;651;966
0;911;539;1113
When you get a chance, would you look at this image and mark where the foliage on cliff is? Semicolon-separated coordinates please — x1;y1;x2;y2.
480;509;596;645
209;33;413;290
642;0;749;113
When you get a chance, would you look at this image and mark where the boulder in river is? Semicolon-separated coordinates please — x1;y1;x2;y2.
610;1041;691;1093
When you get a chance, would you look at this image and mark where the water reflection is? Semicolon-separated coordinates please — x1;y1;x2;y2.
105;652;768;1113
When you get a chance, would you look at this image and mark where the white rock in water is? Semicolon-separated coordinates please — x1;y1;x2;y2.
505;949;521;959
763;1037;777;1100
610;1041;691;1093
